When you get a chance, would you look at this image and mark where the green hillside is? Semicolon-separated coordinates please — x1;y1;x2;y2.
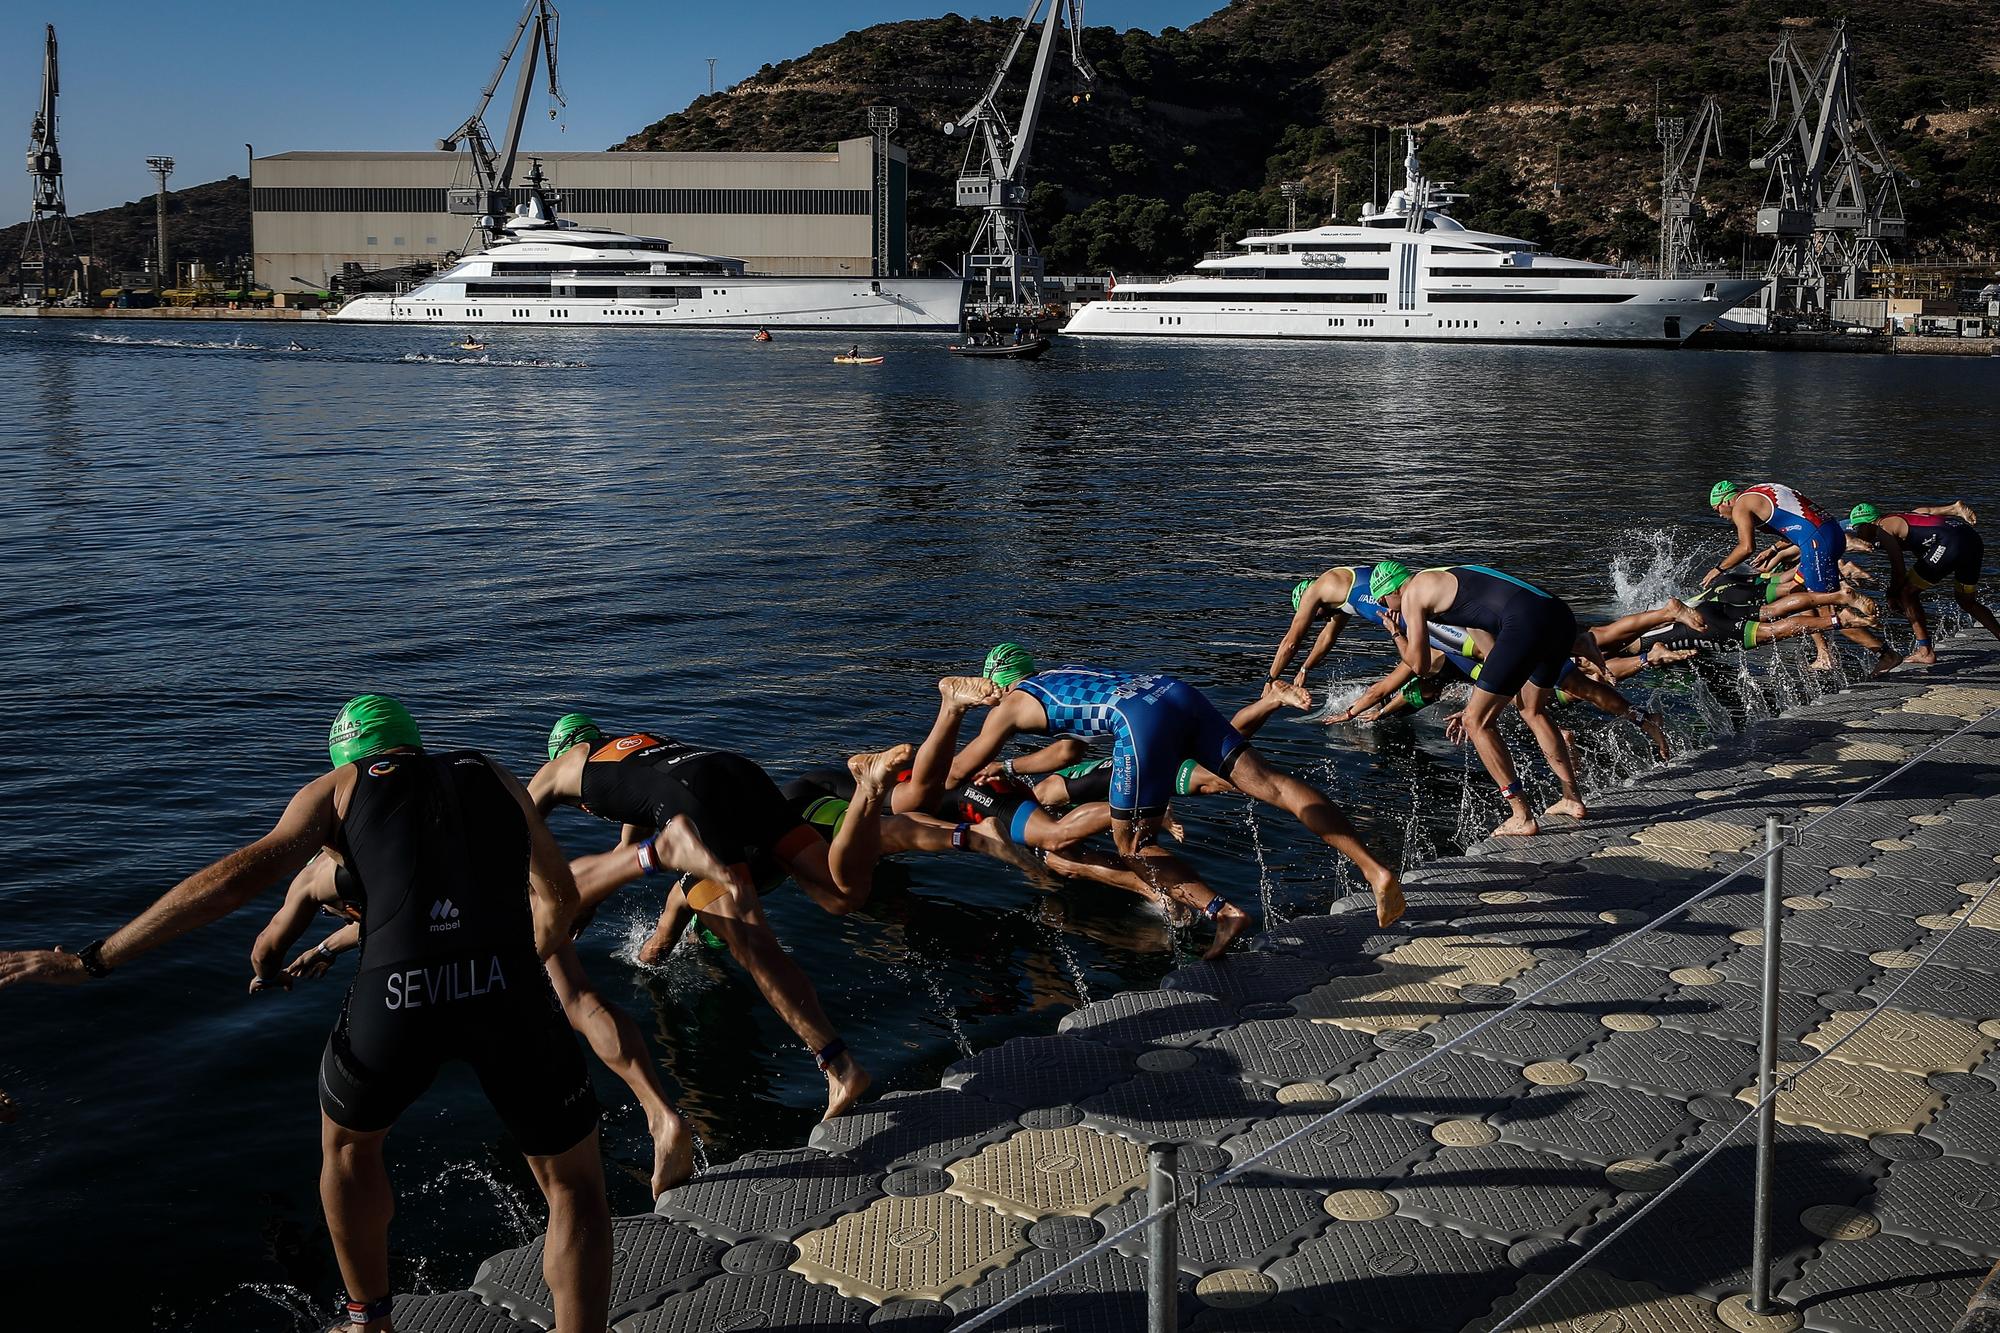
620;0;2000;274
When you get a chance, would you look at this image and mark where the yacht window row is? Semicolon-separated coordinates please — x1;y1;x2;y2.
1203;268;1391;281
1113;290;1385;303
1427;266;1615;279
254;186;870;216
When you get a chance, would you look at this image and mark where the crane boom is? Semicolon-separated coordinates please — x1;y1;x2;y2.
440;0;564;230
18;23;80;302
944;1;1095;323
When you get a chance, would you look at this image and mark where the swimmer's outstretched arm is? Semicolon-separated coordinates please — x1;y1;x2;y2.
1328;662;1420;724
945;694;1038;787
0;772;339;988
983;737;1086;779
1707;505;1763;585
250;854;341;989
286;921;359;981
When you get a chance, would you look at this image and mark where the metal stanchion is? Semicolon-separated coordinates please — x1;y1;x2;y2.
1724;816;1801;1331
1148;1143;1179;1333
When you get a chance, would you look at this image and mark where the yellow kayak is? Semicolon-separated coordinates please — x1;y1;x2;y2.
833;355;884;365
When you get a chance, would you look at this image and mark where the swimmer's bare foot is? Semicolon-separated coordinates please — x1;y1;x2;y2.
1807;649;1837;670
1842;589;1878;621
824;1052;871;1121
650;1108;695;1197
1266;679;1313;710
1493;811;1540;837
1368;866;1406;928
1201;900;1251;959
940;675;1001;709
0;1087;15;1124
1667;597;1708;634
1908;643;1938;666
1644;644;1698;667
1163;812;1187;844
849;742;915;794
1870;650;1905;678
1545;797;1588;822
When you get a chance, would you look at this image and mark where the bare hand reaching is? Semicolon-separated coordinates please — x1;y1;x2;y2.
0;949;89;990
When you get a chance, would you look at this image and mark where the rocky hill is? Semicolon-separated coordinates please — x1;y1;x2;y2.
1;176;252;291
621;0;2000;274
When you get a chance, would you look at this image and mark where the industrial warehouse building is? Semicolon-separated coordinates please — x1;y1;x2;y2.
251;137;908;292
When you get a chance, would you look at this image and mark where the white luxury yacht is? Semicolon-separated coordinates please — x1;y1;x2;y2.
333;169;964;330
1066;130;1764;345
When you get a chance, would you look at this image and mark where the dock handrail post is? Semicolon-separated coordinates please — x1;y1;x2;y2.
1751;815;1785;1315
1148;1142;1179;1333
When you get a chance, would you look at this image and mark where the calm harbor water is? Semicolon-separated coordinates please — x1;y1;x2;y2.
2;319;1997;1327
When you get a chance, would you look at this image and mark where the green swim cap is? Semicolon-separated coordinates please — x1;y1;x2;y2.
329;694;421;768
1291;578;1315;612
1850;502;1881;526
1175;759;1199;797
1370;561;1413;601
547;712;604;760
1709;480;1741;506
983;642;1037;689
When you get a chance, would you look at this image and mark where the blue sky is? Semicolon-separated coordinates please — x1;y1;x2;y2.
6;2;1220;220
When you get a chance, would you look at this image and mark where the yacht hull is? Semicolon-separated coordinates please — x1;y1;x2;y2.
331;277;965;330
1064;279;1766;345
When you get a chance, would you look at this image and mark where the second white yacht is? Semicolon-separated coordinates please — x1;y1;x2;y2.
1065;130;1764;345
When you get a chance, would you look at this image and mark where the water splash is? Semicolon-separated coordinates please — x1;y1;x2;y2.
399;351;587;369
1239;797;1280;928
84;330;253;350
1608;526;1703;614
232;1281;321;1327
419;1161;540;1243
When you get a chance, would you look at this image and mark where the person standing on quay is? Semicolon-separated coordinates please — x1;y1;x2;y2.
0;696;614;1333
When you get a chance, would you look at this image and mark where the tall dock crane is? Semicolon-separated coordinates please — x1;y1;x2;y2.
1657;95;1725;278
945;0;1094;325
1750;21;1905;318
18;24;80;303
438;0;565;241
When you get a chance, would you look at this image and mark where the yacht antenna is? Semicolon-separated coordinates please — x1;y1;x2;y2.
1280;180;1303;230
944;0;1095;323
17;24;80;303
439;0;565;239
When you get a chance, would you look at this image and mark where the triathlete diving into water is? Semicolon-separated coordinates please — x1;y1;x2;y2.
1706;480;1899;675
1847;501;2000;665
530;714;908;1121
939;646;1404;937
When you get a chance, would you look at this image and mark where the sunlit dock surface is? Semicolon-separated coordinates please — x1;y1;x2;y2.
383;641;2000;1331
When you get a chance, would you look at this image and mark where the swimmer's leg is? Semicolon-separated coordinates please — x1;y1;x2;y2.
1110;816;1249;958
1956;585;2000;644
1227;678;1313;740
1901;583;1939;665
1459;686;1535;837
544;942;691;1196
321;1116;396;1331
638;877;694;966
816;744;911;907
1557;671;1669;761
521;1130;613;1333
1588;600;1705;650
1519;681;1587;821
696;875;869;1120
893;678;997;815
1220;748;1403;926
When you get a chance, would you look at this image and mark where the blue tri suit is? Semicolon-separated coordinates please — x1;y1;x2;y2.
1013;667;1245;820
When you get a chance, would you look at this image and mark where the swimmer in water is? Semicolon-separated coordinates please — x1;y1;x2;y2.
0;695;615;1333
531;715;904;1120
1706;481;1899;675
253;850;695;1197
1371;562;1617;837
1847;501;2000;664
940;646;1404;936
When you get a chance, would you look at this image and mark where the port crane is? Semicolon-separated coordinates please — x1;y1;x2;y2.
1750;21;1905;319
944;0;1094;324
17;24;81;303
1657;95;1725;277
438;0;565;239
